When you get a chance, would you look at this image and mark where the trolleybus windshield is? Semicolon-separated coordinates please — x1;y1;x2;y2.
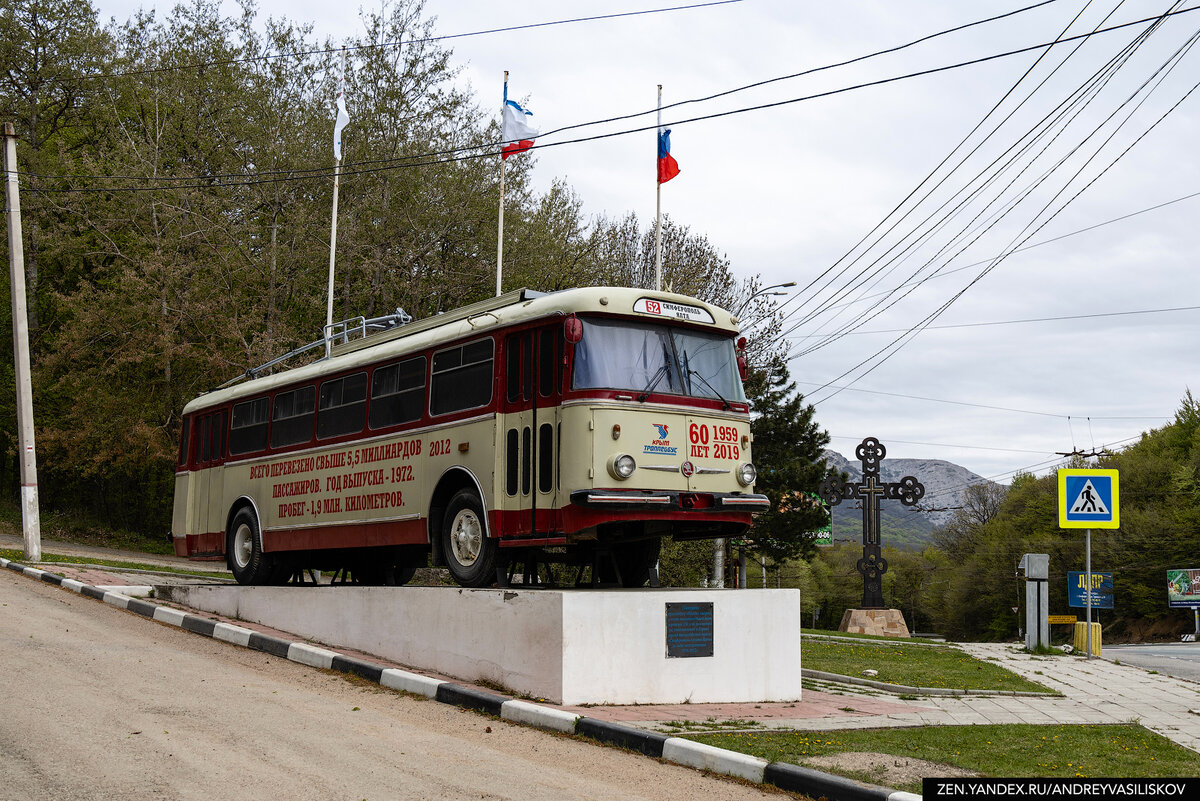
572;317;746;403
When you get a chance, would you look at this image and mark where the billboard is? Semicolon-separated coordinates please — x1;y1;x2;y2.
1068;571;1114;609
1167;569;1200;609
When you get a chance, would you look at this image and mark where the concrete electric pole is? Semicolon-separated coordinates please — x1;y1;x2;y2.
4;122;41;561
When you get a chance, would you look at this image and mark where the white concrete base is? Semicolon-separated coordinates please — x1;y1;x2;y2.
157;585;802;705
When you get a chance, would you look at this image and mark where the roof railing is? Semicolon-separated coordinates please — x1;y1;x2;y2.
216;308;412;390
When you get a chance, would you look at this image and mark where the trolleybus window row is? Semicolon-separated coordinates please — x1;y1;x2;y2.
181;337;497;468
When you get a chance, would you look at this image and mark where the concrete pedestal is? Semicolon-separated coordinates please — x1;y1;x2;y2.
839;608;910;638
157;585;802;706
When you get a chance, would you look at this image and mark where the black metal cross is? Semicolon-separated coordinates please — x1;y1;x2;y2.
819;437;925;609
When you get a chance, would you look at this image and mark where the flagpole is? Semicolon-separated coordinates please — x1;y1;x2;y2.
496;71;508;297
326;47;347;356
654;84;663;293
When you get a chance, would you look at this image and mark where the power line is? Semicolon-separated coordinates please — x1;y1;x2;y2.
787;303;1200;338
83;1;746;80
782;3;1178;359
749;188;1200;328
827;434;1051;455
24;0;1064;186
797;379;1171;421
22;5;1200;194
764;0;1138;345
803;17;1200;404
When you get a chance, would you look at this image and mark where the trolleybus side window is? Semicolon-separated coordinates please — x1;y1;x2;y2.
369;356;425;429
209;410;226;463
198;415;211;464
505;333;533;403
269;386;315;449
538;330;559;397
177;418;190;468
318;372;367;440
430;338;494;415
230;397;269;455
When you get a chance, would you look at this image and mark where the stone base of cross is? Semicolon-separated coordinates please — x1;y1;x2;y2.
819;437;925;609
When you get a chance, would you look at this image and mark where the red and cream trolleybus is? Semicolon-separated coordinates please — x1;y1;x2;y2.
171;287;769;587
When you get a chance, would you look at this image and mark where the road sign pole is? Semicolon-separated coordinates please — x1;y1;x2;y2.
1194;607;1199;637
1086;528;1092;660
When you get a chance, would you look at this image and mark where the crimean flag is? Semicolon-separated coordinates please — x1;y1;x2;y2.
657;128;680;184
501;98;538;159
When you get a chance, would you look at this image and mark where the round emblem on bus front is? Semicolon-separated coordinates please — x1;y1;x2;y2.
680;460;695;477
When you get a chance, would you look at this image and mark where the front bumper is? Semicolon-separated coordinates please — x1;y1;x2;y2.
570;489;770;512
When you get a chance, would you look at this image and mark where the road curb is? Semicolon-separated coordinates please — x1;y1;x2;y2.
803;668;1057;697
1;557;918;801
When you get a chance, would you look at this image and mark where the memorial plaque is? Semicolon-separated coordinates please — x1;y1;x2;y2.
665;602;714;658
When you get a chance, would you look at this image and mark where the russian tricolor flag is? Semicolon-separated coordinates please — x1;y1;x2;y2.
657;128;680;184
501;98;538;159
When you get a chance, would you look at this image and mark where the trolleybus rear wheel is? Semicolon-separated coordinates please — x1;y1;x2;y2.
227;507;276;585
442;489;497;587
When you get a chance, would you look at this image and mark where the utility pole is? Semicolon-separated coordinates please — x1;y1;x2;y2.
3;122;41;561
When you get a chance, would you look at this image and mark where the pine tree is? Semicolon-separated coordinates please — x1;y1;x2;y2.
743;357;831;563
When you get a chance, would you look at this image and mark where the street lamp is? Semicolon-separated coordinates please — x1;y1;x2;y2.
736;281;796;315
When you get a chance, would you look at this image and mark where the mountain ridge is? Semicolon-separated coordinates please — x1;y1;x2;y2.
819;448;991;549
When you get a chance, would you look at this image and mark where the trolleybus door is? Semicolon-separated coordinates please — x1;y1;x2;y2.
502;327;562;537
188;409;227;554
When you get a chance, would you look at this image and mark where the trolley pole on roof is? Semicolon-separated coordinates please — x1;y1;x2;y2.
3;122;41;562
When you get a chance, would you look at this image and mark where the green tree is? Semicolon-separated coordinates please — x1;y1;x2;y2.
742;358;830;564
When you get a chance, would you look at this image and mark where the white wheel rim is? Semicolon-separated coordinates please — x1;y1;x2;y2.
233;522;254;570
449;509;483;567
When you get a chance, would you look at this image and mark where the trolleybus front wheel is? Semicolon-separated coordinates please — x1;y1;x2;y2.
442;489;498;587
227;507;277;585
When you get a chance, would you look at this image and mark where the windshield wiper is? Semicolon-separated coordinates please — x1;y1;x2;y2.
637;364;670;402
687;368;732;410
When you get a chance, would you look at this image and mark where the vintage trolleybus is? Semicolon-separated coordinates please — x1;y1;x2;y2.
171;287;769;587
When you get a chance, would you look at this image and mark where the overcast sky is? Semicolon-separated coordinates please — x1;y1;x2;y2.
95;1;1198;488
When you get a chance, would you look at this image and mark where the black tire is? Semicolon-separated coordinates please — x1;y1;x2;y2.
442;489;498;587
226;507;277;586
601;537;662;587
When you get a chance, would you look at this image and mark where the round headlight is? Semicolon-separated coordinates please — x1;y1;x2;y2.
737;462;757;487
608;453;637;480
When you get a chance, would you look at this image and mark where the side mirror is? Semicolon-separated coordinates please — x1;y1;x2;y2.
564;316;583;344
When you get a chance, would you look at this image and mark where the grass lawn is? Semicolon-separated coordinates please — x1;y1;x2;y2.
802;639;1055;693
690;724;1200;794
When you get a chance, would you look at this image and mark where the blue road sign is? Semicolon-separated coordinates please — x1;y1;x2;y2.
1058;469;1119;529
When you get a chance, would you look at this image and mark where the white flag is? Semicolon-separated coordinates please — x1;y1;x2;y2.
334;72;349;160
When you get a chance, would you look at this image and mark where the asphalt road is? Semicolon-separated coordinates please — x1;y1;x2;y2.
0;570;776;801
1105;642;1200;682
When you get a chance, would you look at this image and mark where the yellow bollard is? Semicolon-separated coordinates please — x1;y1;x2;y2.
1073;621;1102;656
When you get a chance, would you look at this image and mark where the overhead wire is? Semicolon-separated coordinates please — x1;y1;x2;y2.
803;11;1200;404
762;0;1121;341
81;1;747;81
780;0;1163;356
785;303;1200;337
22;0;1065;186
20;5;1200;194
735;187;1200;333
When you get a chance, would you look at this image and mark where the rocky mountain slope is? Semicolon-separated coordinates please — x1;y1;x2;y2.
819;449;993;549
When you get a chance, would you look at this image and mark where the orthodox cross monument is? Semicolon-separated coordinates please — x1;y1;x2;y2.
819;436;925;636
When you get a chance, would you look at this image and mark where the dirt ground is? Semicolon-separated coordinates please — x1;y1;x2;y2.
1;569;785;801
804;751;978;787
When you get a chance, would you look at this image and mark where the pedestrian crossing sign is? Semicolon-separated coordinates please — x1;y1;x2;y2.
1058;468;1119;529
